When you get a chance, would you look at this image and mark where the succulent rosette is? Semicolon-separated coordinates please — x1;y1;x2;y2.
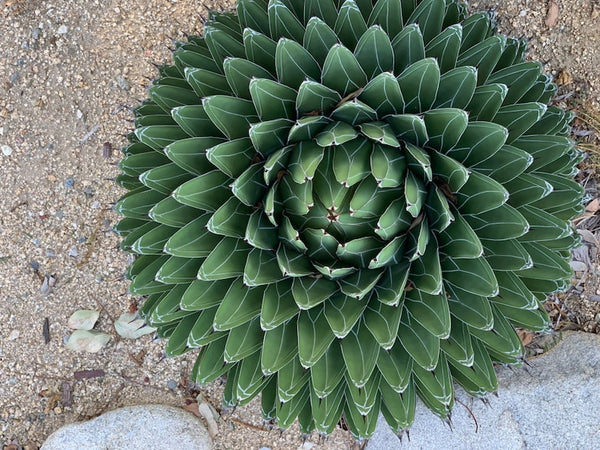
115;0;584;438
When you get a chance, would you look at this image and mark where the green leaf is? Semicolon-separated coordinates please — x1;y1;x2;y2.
397;58;440;114
494;102;548;143
517;242;572;281
433;66;477;109
205;137;256;178
223;57;274;99
224;317;263;363
334;0;368;50
296;80;341;116
322;44;368;97
464;203;529;241
184;68;232;97
172;170;231;212
347;371;381;415
276;244;314;277
467;83;508;122
359;72;405;116
171;105;224;138
360;122;400;147
193;336;234;384
426;185;454;233
413;353;453;418
505;173;553;207
303;16;339;66
261;316;298;375
469;305;524;365
249;118;292;156
425;24;461;73
292;276;338;310
231;163;268;206
488;61;542;105
311;343;345;397
129;255;171;295
354;25;394;79
198;237;251;281
244;248;285;286
268;0;305;43
438;209;483;258
406;0;445;43
288;116;332;143
377;340;412;393
243;28;277;75
337;236;382;268
375;198;412;240
423;108;468;152
332;100;378;125
116;189;167;220
139;163;193;195
340;320;380;388
149;196;202;227
260;279;298;330
370;144;407;188
363;298;403;349
213;278;264;330
332;138;372;187
207;197;252;238
297;306;336;367
187;306;225;348
278;357;310;403
391;23;425;74
135;125;190;152
315;121;359;147
409;238;443;295
275;38;320;89
386;114;428;147
237;0;270;33
404;170;427;218
180;279;232;311
324;292;368;338
204;25;246;69
470;144;532;184
440;316;474;366
455;171;509;215
397;311;440;370
155;256;203;284
442;256;498;297
202;95;258;140
380;379;416;433
149;85;202;114
457;35;505;85
245;209;279;250
311;383;345;434
339;269;384;300
446;283;494;331
233;352;269;405
368;0;404;39
460;11;493;52
449;337;498;397
287;142;325;183
165;136;224;175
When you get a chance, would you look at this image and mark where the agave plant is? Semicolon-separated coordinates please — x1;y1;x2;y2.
115;0;584;439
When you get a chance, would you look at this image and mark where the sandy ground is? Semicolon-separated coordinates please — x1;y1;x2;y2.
0;0;599;448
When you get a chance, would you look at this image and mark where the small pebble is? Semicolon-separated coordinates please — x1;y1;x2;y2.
32;238;41;247
8;330;20;341
1;145;13;156
10;73;19;84
65;177;75;188
57;25;68;34
95;275;103;282
91;201;100;209
68;247;79;258
46;249;56;257
78;236;87;243
29;260;40;271
32;27;41;40
166;380;178;390
116;75;130;91
83;187;94;197
56;210;64;219
76;109;83;119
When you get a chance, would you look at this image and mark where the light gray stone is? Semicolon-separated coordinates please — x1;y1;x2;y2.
369;332;600;450
42;404;213;450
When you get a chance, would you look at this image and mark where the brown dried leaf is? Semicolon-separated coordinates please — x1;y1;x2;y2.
517;329;535;346
545;1;559;28
585;198;600;213
73;369;106;380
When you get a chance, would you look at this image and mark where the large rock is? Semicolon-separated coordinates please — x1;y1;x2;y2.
369;332;600;449
42;404;212;450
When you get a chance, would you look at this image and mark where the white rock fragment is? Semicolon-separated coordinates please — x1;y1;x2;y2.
114;313;156;339
65;329;110;353
57;25;68;34
41;405;213;449
67;309;99;330
8;330;20;341
1;145;13;156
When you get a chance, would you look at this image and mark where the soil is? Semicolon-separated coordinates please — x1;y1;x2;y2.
0;0;599;449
